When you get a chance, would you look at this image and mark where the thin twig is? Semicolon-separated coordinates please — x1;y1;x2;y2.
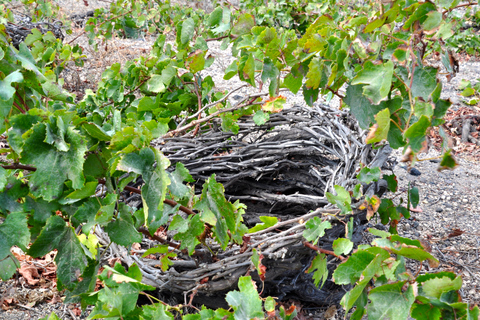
304;241;346;261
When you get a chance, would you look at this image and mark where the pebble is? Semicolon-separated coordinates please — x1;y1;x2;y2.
409;168;421;176
435;208;443;213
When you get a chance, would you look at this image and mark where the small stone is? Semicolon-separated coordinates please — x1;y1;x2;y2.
420;177;427;183
441;195;446;200
463;198;469;203
403;224;411;231
435;207;443;213
409;168;421;176
413;221;419;228
375;224;385;231
414;232;420;237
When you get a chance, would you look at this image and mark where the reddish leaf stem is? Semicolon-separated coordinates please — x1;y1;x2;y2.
138;227;181;249
303;241;346;261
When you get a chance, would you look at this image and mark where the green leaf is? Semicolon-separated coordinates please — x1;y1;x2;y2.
333;250;375;285
422;11;442;30
284;72;303;95
253;110;270;126
38;312;61;320
345;84;385;129
62;181;98;204
0;212;30;258
404;115;430;152
303;217;332;245
307;253;328;288
368;282;415;320
364;16;387;33
28;215;87;289
383;174;398;192
21;123;87;201
305;58;324;89
226;276;263;320
264;296;275;313
207;7;223;27
414;100;434;118
351;61;394;105
248;216;278;233
411;303;442;320
421;276;462;299
194;174;245;249
82;123;112;141
105;204;142;247
438;150;458;171
340;253;384;312
146;75;166;93
224;61;238;80
404;2;436;30
411;66;438;100
409;186;419;208
181;18;195;45
118;148;171;228
240;53;256;87
357;167;381;184
333;238;354;256
326;185;352;215
0;253;20;281
187;50;206;74
232;13;255;36
168;162;193;199
0;70;23;101
171;214;204;255
0;166;7;192
261;58;279;83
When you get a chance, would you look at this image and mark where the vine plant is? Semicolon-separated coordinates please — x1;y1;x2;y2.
0;0;479;319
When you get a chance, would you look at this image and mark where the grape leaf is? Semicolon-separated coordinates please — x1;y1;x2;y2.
105;204;142;247
333;250;375;285
194;175;245;249
0;70;23;101
181;18;195;45
118;148;170;229
226;276;263;320
326;185;352;215
421;276;462;299
333;238;354;256
232;13;255;36
357;167;381;184
344;84;385;129
253;110;270;126
303;217;332;245
351;60;394;105
367;282;415;320
366;108;391;144
248;215;277;233
0;212;30;258
28;215;87;289
307;253;328;288
21;123;87;201
411;66;438;100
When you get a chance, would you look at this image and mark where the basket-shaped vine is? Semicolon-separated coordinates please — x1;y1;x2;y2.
95;104;391;306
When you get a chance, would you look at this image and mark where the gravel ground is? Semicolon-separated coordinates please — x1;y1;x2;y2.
1;1;480;319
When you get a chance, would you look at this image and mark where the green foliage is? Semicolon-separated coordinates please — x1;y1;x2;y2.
0;0;478;319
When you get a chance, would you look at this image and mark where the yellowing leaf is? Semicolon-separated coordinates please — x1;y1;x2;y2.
366;108;390;144
262;95;286;113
